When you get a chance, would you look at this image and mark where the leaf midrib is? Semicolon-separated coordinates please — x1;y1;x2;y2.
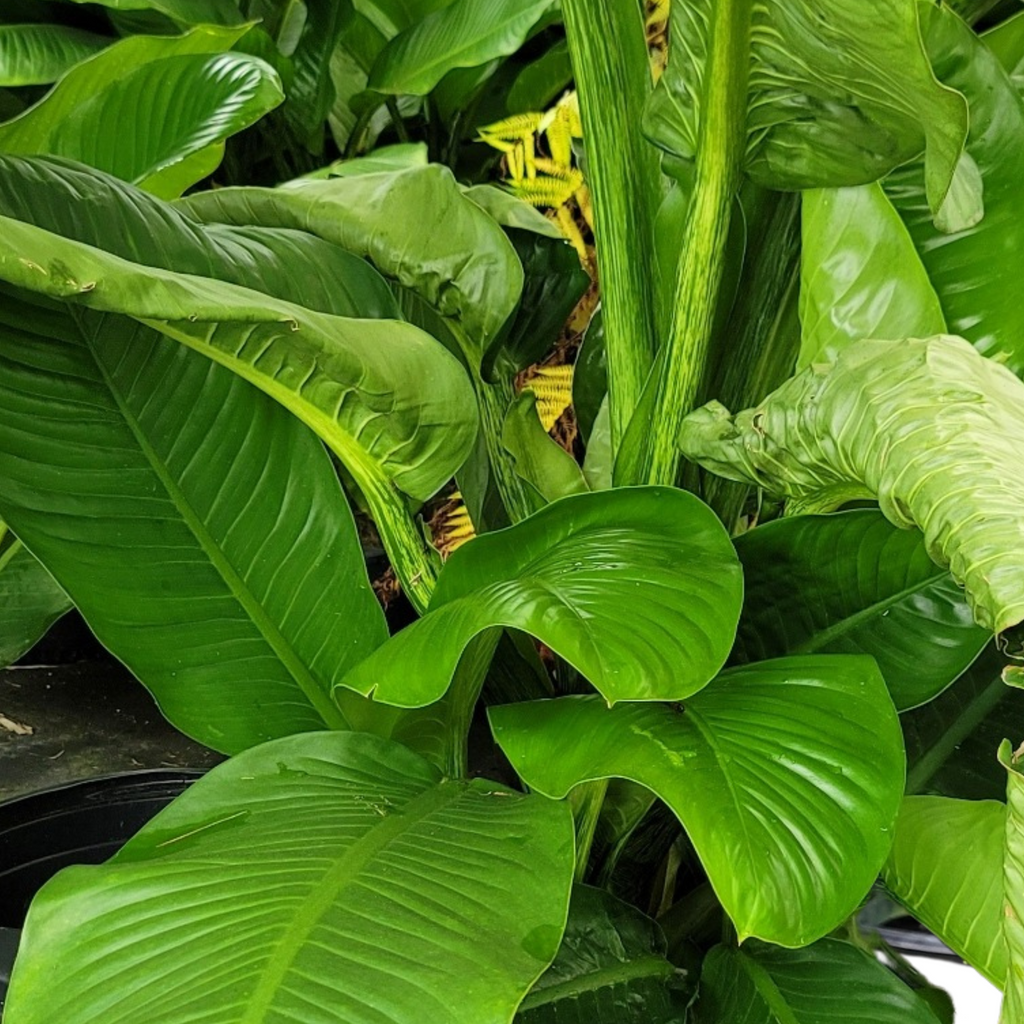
736;952;801;1024
81;312;345;732
238;778;463;1022
516;954;677;1012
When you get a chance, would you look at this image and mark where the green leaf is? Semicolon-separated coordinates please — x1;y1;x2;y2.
0;24;110;86
0;27;282;198
60;0;244;25
886;4;1024;378
4;731;576;1024
341;487;743;707
462;184;563;239
581;397;612;491
515;885;692;1024
0;156;474;504
491;655;905;947
799;184;947;368
680;336;1024;652
644;0;969;217
733;511;988;711
0;524;71;669
572;308;606;442
503;390;587;507
1001;741;1024;1023
181;164;523;366
506;38;573;115
368;0;554;96
353;0;452;38
693;939;942;1023
300;140;429;179
883;796;1008;986
982;9;1024;92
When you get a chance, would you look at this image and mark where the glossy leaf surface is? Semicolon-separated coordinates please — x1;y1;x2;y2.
799;184;946;368
733;511;988;711
0;525;71;669
887;5;1024;378
491;656;904;946
0;27;281;198
681;336;1024;648
515;885;690;1024
884;796;1007;986
5;732;576;1024
694;939;942;1023
369;0;554;96
0;24;109;86
644;0;968;216
342;488;743;707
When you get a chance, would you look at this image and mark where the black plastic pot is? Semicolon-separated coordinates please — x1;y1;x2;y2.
0;770;201;1009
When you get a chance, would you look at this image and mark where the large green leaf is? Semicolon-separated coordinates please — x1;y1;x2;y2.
353;0;452;38
490;655;905;947
733;511;988;711
883;796;1007;986
0;24;109;87
4;731;576;1024
515;885;691;1024
0;27;282;198
1001;740;1024;1023
644;0;969;217
0;522;71;668
693;939;942;1023
799;184;946;368
61;0;244;25
341;488;743;707
368;0;554;96
181;164;523;364
680;336;1024;653
0;156;474;504
887;4;1024;378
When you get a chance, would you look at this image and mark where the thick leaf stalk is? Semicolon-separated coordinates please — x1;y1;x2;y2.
681;336;1024;652
1002;741;1024;1023
561;0;661;449
630;0;752;486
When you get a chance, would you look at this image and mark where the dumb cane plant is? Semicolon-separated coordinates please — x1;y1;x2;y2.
3;0;1024;1021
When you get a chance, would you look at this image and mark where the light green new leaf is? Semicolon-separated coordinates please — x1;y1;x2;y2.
887;4;1024;377
644;0;968;218
4;732;576;1024
0;27;282;198
515;885;691;1024
0;524;71;669
799;184;947;368
181;164;523;363
341;487;743;707
368;0;554;96
60;0;244;25
491;655;905;947
884;796;1007;986
1003;742;1024;1022
0;24;109;86
0;157;474;504
680;336;1024;652
503;391;588;507
694;940;942;1023
733;511;988;711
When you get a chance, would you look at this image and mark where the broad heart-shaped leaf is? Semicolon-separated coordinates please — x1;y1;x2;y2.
515;885;692;1024
733;511;988;711
643;0;968;217
181;164;523;365
0;523;71;669
693;939;942;1024
886;4;1024;379
680;336;1024;653
0;24;109;86
0;286;391;754
0;156;474;503
1001;741;1024;1023
368;0;554;96
883;796;1008;986
0;27;281;198
799;184;947;368
490;655;905;947
341;488;743;707
4;731;576;1024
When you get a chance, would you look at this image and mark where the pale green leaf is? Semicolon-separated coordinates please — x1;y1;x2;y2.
1001;741;1024;1023
0;24;109;86
462;183;564;238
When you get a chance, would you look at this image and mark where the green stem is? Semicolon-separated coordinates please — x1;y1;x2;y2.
442;630;502;778
632;0;751;486
385;97;411;143
476;375;540;524
561;0;661;451
571;778;609;881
